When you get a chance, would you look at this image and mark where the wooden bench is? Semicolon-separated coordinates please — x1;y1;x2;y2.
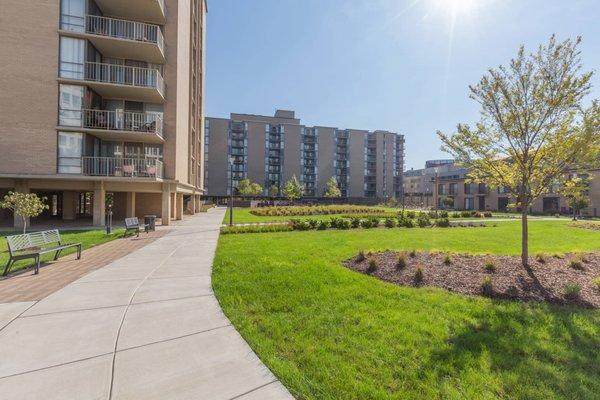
124;217;147;237
3;230;82;276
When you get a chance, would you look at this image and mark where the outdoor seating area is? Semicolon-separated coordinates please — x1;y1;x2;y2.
124;217;148;237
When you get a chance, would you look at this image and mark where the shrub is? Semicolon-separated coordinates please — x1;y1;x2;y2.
473;212;483;218
356;250;366;262
535;253;546;263
564;283;582;299
439;210;449;218
250;205;388;217
290;219;311;231
416;213;430;228
484;260;496;273
460;211;472;218
483;211;493;218
569;258;584;270
435;218;451;227
428;210;438;219
307;219;319;229
451;212;461;218
592;277;600;290
384;218;397;228
366;259;378;274
329;217;342;229
414;266;424;283
369;217;381;227
400;218;415;228
396;254;407;269
360;219;373;229
316;220;329;230
220;224;293;234
350;217;361;228
406;210;416;219
337;219;351;230
481;277;493;296
443;254;452;265
409;249;417;258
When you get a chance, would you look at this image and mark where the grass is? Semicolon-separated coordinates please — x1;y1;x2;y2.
0;228;125;274
213;220;600;399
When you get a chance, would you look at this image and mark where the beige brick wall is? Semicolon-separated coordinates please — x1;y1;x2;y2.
0;0;60;175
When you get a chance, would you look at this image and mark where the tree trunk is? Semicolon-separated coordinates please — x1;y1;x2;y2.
22;216;27;234
521;209;528;266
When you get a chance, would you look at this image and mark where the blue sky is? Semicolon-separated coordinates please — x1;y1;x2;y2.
205;0;600;170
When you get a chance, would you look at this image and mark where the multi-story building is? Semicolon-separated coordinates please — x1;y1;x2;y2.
0;0;207;229
404;160;600;216
205;110;405;201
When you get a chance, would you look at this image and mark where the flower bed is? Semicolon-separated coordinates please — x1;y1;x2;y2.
249;205;387;217
344;251;600;307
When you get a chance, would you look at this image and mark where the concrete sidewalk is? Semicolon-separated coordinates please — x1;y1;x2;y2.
0;208;294;400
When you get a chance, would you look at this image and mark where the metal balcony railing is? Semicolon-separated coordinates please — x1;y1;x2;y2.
82;157;163;178
85;15;164;54
84;62;165;94
63;109;164;137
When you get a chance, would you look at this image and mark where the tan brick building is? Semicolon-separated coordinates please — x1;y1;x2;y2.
204;110;405;200
404;160;600;216
0;0;207;229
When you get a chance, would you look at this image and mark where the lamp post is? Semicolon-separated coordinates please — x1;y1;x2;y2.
433;167;439;216
402;182;405;212
229;156;235;226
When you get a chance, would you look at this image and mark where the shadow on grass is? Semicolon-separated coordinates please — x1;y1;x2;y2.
430;301;599;399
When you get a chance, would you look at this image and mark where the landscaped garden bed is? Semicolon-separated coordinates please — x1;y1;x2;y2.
249;204;388;216
570;221;600;231
345;250;600;307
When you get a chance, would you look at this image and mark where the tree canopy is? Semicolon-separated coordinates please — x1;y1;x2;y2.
324;177;342;198
0;192;48;233
236;179;263;196
283;175;303;201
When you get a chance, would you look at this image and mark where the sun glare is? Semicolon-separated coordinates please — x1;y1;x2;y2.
436;0;478;13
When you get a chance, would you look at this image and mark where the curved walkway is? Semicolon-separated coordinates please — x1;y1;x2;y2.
0;208;294;400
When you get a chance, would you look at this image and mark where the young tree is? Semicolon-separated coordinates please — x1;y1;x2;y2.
560;176;591;220
236;179;263;196
441;196;455;209
438;36;600;266
0;192;49;234
323;176;342;198
268;184;279;198
283;175;303;202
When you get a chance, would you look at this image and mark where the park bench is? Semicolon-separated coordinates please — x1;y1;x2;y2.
3;229;81;276
124;217;147;237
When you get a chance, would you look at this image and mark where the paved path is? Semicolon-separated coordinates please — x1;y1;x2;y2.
0;208;294;400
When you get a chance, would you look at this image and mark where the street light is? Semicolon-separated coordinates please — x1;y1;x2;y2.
229;156;235;226
402;182;405;212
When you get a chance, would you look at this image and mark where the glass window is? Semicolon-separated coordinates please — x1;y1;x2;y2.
60;0;85;32
59;37;85;79
59;84;84;126
58;132;83;174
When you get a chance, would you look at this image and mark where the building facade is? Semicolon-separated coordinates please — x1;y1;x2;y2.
204;110;405;200
0;0;207;229
404;160;600;216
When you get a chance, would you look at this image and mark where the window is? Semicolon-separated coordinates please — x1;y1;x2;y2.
59;84;84;126
58;132;83;173
60;0;85;32
465;197;474;210
59;37;85;79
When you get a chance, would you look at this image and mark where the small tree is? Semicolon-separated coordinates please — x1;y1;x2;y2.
438;36;600;266
324;176;342;198
561;176;591;220
283;175;303;202
236;179;263;196
0;192;48;233
441;196;454;209
268;184;279;198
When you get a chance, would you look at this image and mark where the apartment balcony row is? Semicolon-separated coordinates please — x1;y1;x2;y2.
60;109;163;143
302;136;316;144
93;0;166;25
80;156;163;179
62;14;164;63
60;62;165;103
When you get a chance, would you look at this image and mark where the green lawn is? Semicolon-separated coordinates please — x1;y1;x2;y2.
213;220;600;399
0;228;125;275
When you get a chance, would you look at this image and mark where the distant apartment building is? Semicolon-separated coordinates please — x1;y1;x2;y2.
404;160;600;216
204;110;405;200
0;0;207;229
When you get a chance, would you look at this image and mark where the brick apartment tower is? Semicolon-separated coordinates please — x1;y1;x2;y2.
0;0;207;229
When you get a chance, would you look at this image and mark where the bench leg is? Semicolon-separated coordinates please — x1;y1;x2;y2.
53;249;63;261
3;259;13;276
77;244;82;259
34;255;40;275
136;228;140;238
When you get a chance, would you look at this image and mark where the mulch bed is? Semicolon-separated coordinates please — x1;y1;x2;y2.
344;251;600;308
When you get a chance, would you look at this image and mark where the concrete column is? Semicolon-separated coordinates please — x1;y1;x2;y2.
13;180;30;232
126;192;136;218
161;184;171;226
189;194;196;214
62;191;77;221
93;181;106;226
176;193;183;220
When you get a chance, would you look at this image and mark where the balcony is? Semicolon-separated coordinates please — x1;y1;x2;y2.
93;0;166;25
60;109;163;143
82;156;163;179
60;62;165;103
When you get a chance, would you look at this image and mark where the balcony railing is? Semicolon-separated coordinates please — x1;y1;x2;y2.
63;109;164;137
84;62;165;94
82;157;163;178
85;15;164;54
